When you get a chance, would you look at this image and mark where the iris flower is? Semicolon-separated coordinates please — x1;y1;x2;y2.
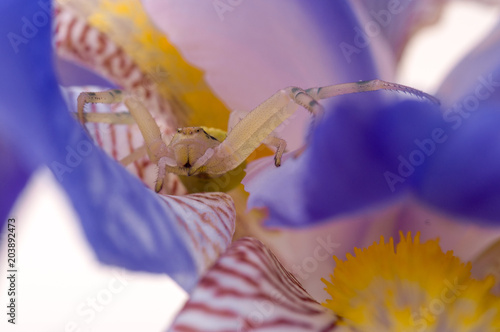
2;0;500;331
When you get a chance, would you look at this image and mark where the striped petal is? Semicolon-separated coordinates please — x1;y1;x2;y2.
54;2;183;131
53;3;138;91
169;237;337;332
0;0;235;291
55;0;231;130
159;193;235;278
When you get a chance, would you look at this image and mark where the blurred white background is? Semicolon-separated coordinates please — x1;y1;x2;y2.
397;1;500;92
1;2;499;331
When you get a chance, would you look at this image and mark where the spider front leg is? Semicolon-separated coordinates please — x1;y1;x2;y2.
77;89;129;125
305;79;440;105
77;90;177;192
123;97;178;192
155;157;182;193
197;87;322;175
76;89;149;166
123;97;170;163
77;89;170;163
198;79;439;176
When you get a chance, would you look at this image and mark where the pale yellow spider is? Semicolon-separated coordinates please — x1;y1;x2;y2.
77;79;439;193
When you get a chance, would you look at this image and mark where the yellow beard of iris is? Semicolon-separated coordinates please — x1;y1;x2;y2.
322;232;500;332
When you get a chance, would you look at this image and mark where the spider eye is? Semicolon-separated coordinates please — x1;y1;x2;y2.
177;128;181;133
196;129;200;133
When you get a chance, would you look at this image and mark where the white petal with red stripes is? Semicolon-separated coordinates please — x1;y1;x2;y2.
170;238;338;332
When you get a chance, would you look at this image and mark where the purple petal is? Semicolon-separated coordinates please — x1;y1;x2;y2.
169;237;337;331
250;97;500;227
249;99;444;227
416;106;500;224
0;0;235;291
0;136;32;229
55;57;117;88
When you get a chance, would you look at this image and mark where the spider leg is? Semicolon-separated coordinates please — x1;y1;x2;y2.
77;89;125;124
77;89;150;167
119;144;147;166
76;112;135;125
77;90;179;193
305;79;440;105
123;97;178;193
123;97;169;163
288;87;324;116
227;109;247;133
263;136;286;167
202;80;439;176
228;109;287;167
77;89;169;166
76;108;144;163
188;148;215;176
205;87;321;175
155;157;183;193
287;80;440;159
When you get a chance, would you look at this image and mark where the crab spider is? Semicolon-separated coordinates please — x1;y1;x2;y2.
77;79;439;193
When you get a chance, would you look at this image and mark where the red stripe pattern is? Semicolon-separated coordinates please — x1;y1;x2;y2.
160;193;235;275
61;86;186;196
54;3;179;130
169;238;338;331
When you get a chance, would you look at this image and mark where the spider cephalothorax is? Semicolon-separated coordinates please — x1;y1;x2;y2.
169;127;220;170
